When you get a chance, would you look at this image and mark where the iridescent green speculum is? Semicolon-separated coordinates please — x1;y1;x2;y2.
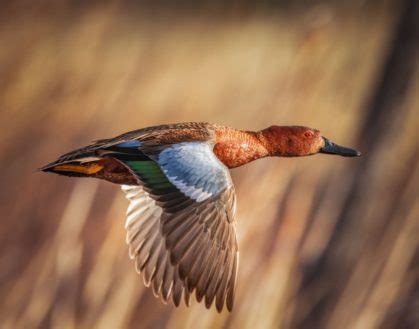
125;161;173;189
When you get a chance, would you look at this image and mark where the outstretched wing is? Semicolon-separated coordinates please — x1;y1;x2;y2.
121;142;238;312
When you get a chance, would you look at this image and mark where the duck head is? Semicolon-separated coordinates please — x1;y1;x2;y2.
261;126;361;157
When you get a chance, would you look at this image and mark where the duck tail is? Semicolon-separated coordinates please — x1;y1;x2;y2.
41;160;104;177
40;144;104;178
40;139;146;180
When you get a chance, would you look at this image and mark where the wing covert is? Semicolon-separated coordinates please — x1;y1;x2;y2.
155;142;233;203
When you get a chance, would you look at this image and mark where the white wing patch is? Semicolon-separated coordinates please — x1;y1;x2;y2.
157;142;232;203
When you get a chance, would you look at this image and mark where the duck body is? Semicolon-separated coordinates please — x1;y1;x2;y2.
42;122;360;312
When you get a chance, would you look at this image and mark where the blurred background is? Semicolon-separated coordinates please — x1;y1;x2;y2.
0;0;417;328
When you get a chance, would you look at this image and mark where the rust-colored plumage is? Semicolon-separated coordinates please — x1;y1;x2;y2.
42;122;360;312
213;125;328;168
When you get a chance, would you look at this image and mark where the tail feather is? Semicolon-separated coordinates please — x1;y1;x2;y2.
41;158;104;177
41;140;147;184
41;155;100;170
50;162;104;175
40;141;106;177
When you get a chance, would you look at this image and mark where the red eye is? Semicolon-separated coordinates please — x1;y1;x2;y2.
305;131;312;138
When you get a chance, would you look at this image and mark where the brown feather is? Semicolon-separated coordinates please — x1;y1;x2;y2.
226;253;239;312
215;251;233;312
205;249;226;309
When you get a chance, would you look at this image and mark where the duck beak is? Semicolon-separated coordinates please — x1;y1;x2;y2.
320;137;361;157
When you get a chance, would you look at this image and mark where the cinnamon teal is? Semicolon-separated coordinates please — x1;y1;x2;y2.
42;122;360;312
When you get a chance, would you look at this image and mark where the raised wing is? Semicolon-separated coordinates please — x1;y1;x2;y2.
121;142;238;312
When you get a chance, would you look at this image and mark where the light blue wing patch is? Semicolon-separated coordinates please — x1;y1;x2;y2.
116;140;142;148
157;142;232;202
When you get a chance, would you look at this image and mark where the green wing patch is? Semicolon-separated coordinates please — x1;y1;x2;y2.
125;160;173;190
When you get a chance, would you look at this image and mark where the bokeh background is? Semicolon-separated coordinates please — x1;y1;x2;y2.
0;0;417;328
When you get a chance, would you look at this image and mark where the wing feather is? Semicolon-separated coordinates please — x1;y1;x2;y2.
120;141;238;312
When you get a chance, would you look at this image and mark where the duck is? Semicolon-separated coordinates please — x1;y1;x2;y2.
42;122;360;312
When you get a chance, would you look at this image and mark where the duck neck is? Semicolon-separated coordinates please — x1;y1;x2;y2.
213;127;271;168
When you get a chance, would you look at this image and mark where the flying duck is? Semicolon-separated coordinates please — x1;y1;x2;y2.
42;122;360;312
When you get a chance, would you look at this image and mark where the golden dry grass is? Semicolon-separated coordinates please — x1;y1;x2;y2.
0;1;417;328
